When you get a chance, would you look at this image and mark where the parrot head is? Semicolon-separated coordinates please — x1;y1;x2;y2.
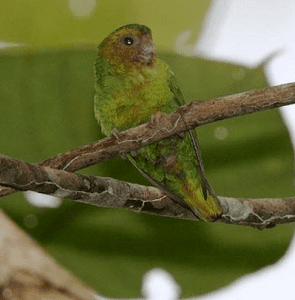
98;24;156;68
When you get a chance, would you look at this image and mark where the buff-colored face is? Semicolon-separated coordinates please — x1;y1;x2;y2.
98;27;156;66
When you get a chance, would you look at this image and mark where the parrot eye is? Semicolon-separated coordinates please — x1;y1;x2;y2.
122;35;135;46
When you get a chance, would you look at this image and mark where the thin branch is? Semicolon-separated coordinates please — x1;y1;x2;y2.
1;154;295;229
1;82;295;199
0;154;197;220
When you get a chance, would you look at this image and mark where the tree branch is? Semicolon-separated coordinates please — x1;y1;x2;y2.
0;199;97;299
1;83;295;228
1;154;295;229
1;82;295;199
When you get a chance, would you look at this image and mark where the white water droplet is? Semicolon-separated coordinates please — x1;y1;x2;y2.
214;126;229;140
24;214;38;229
68;0;96;18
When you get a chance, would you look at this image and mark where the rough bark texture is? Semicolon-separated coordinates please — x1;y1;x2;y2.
1;154;295;229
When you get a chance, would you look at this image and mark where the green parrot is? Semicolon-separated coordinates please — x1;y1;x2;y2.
94;23;222;221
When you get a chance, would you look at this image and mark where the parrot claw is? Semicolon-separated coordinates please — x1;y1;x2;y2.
112;128;121;139
111;128;128;159
177;131;185;138
119;152;128;160
150;111;175;133
130;150;138;157
121;150;137;160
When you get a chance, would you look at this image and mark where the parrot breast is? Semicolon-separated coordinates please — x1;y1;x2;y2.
95;57;177;135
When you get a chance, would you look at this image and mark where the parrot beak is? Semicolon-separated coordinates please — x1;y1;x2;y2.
135;34;156;65
144;42;156;56
138;41;156;64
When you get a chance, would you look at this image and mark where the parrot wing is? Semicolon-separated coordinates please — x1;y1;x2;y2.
127;154;199;218
167;69;217;200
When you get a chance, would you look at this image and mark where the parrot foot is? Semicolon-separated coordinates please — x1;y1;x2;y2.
111;128;128;159
150;111;176;133
118;150;138;160
130;150;138;157
177;131;185;138
112;128;121;139
119;152;128;160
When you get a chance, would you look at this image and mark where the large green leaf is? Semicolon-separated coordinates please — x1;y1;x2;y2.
0;47;294;298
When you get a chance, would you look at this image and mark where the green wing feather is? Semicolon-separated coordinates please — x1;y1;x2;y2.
127;68;221;221
168;69;215;199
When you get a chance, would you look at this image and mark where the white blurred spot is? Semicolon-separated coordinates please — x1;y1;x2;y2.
68;0;96;18
24;191;62;208
142;268;181;300
24;214;38;229
175;30;196;56
0;41;21;49
214;126;228;140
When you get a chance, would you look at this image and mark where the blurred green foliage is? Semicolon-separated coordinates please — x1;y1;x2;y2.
0;1;294;298
0;0;211;49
